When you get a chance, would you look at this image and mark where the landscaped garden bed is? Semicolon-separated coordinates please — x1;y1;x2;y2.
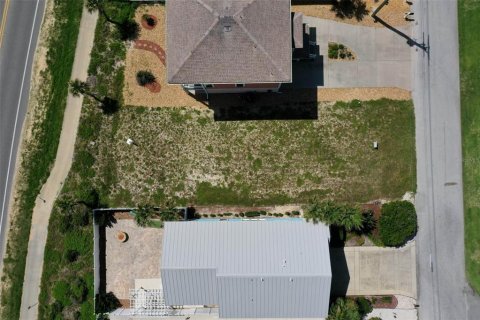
328;42;356;60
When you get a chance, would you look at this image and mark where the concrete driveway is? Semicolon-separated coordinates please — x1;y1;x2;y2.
293;17;412;90
331;242;417;298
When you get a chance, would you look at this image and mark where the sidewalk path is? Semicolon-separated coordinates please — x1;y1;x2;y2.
19;7;98;320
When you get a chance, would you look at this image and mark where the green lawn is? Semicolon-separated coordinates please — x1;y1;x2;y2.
459;0;480;294
0;1;83;319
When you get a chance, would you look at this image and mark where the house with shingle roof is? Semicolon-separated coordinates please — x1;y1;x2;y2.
166;0;315;95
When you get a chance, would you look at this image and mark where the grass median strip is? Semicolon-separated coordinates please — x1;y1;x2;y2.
0;1;84;319
459;0;480;294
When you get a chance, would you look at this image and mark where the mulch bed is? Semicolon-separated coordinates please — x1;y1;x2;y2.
141;14;158;30
134;40;166;65
145;81;161;93
370;295;398;309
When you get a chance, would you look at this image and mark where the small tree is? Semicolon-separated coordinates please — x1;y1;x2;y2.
327;298;362;320
379;201;417;247
132;204;156;227
355;297;373;317
304;200;363;231
136;71;156;86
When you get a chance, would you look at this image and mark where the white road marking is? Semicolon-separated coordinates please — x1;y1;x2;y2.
0;0;41;248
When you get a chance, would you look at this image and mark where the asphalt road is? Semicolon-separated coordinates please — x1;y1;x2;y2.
0;0;46;273
412;0;480;319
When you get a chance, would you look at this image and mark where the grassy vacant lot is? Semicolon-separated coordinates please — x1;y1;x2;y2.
0;1;83;319
96;99;416;207
459;0;480;294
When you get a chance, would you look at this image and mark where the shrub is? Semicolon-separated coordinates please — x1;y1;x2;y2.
234;213;239;217
132;206;154;227
95;292;121;314
267;212;272;216
239;212;245;217
142;14;156;27
53;281;71;307
136;70;156;86
369;317;382;320
292;210;301;216
64;249;80;263
286;211;291;216
360;210;376;235
224;212;233;216
70;278;88;303
355;297;373;317
210;214;216;217
381;296;392;303
327;298;361;320
379;201;417;247
245;211;261;217
48;301;64;320
218;213;224;217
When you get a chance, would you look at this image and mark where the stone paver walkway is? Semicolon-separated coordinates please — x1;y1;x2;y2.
294;16;412;91
134;39;166;65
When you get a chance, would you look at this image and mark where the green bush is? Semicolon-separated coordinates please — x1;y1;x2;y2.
64;249;80;263
355;297;373;317
304;200;363;231
210;213;216;217
327;298;361;320
70;278;88;304
379;201;417;247
245;211;261;217
52;281;71;307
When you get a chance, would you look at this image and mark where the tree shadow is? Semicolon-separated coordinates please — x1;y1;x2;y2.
101;97;120;115
331;0;369;21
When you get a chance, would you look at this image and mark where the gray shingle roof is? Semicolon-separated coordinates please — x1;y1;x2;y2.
161;220;331;318
166;0;292;84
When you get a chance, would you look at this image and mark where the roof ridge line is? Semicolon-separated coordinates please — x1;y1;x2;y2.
170;17;219;82
234;15;290;80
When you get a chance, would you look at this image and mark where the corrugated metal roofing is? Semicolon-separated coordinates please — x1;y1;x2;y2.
161;220;331;318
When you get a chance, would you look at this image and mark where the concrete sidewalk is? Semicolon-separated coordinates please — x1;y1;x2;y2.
295;17;412;90
19;7;98;320
331;242;417;298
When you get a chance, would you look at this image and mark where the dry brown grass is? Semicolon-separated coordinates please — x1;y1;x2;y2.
317;87;411;101
293;0;411;27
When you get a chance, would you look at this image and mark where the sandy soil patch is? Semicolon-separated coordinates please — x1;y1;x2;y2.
317;87;411;102
293;0;411;27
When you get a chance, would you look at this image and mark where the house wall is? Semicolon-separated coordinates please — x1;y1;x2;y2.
182;83;282;94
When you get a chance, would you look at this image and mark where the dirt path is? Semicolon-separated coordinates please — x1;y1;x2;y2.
19;7;98;320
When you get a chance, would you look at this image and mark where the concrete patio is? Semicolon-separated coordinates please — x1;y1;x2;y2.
105;219;164;300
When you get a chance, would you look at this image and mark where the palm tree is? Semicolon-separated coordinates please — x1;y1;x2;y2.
132;204;156;227
86;0;139;41
69;79;102;102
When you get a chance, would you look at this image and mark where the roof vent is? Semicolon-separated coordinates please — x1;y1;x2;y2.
282;259;287;267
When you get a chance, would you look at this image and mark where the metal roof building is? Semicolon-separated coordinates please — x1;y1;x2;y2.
161;220;331;318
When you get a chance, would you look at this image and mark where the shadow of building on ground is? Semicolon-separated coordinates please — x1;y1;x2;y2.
207;87;318;121
330;246;350;299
